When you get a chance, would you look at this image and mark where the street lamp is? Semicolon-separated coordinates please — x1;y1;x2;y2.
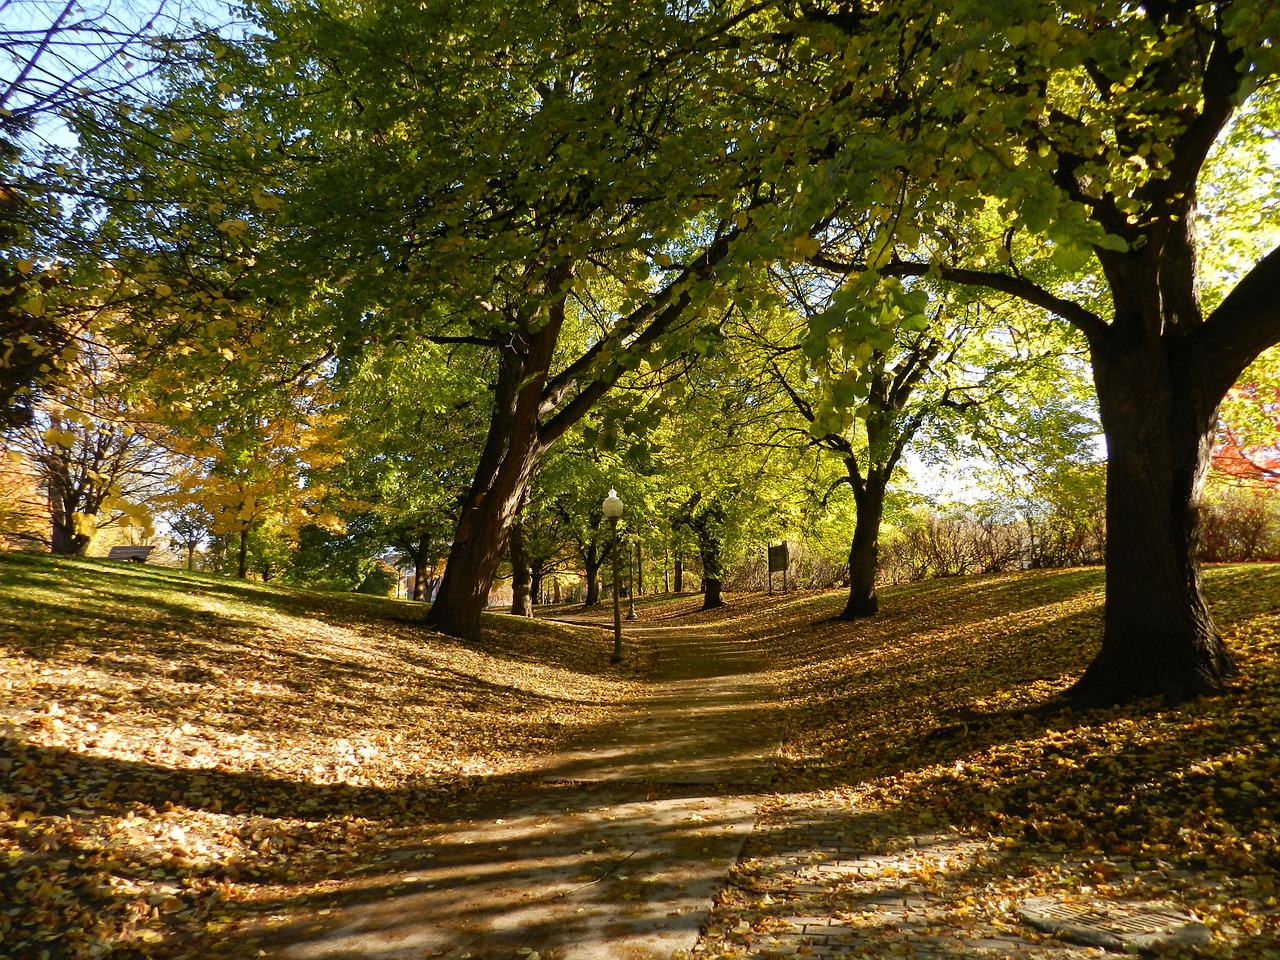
602;488;624;663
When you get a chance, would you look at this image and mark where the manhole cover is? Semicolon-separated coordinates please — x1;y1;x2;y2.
1017;896;1211;952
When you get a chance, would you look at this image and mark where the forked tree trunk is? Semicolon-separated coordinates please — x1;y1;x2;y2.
427;421;540;638
48;474;89;556
1070;332;1235;706
427;298;563;640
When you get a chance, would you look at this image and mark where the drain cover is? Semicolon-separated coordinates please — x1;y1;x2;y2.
1017;896;1211;951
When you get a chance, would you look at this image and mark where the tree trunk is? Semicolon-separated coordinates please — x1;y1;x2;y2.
237;527;249;580
841;474;887;619
509;515;533;617
530;564;544;607
584;541;602;606
674;550;684;593
48;473;89;555
1070;330;1235;706
636;542;643;596
703;576;723;609
427;305;563;639
691;505;726;611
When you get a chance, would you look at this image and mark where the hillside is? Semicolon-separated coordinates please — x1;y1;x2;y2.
1;555;1278;958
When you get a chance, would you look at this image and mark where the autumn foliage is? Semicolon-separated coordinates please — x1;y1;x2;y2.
2;557;1279;957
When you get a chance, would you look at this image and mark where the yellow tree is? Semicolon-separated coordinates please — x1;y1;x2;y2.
163;381;346;579
4;328;168;554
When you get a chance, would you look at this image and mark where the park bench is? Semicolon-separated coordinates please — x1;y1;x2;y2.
106;545;155;563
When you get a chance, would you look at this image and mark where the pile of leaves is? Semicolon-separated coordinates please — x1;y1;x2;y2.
681;567;1280;958
0;553;644;959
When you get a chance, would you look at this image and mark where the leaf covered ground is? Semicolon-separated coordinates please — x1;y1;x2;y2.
665;567;1280;959
2;557;1278;958
0;553;646;959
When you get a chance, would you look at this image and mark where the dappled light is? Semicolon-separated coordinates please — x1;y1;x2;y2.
3;555;1278;956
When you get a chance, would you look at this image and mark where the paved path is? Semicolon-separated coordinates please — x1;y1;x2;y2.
273;619;781;960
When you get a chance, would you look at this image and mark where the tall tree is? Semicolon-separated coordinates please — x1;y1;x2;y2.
77;0;778;640
5;333;169;553
783;0;1280;704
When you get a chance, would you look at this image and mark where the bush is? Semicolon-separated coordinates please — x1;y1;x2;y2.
1199;482;1280;562
879;510;1025;584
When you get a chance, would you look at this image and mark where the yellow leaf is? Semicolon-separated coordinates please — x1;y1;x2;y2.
792;235;821;259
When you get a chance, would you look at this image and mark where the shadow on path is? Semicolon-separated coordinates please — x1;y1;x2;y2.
258;620;782;960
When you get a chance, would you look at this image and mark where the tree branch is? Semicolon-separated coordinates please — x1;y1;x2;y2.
1189;242;1280;401
809;253;1111;343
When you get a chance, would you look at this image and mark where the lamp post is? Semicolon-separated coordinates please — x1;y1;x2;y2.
602;488;624;663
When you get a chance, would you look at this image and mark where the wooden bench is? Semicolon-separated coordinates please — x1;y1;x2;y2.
107;545;155;563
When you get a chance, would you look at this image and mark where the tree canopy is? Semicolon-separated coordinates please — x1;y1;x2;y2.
2;0;1278;707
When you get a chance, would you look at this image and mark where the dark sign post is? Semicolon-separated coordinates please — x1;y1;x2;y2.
768;542;789;594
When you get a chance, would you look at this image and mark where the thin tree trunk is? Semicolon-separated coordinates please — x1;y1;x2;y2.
409;532;430;601
584;541;602;606
510;515;533;617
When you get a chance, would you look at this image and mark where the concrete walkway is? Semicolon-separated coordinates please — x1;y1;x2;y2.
273;619;781;960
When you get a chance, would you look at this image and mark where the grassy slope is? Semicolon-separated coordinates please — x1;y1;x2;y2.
1;555;1277;957
0;552;644;959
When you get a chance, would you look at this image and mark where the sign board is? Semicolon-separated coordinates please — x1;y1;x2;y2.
768;542;789;574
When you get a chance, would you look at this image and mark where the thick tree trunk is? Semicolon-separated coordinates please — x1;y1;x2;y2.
237;528;249;580
1070;332;1235;706
48;475;88;555
695;522;725;611
674;551;684;593
509;516;533;617
427;301;563;639
702;576;723;609
428;448;536;637
841;475;887;619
